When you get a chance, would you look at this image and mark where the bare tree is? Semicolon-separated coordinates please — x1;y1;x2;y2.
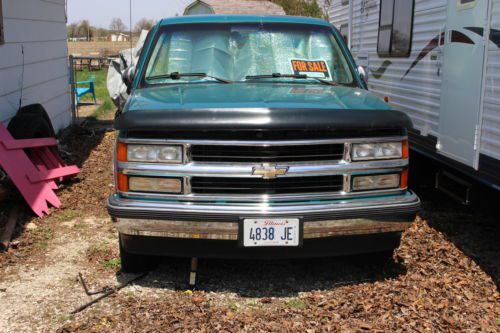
95;28;109;38
77;20;92;41
134;18;154;34
109;17;127;35
67;23;78;39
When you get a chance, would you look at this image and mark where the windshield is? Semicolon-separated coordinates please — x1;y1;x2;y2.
143;23;355;86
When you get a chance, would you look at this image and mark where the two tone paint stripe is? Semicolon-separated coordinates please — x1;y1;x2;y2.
370;27;500;80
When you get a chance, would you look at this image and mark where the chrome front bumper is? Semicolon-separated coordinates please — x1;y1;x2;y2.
108;191;420;240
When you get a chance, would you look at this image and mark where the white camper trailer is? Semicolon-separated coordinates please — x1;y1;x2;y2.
328;0;500;201
0;0;71;138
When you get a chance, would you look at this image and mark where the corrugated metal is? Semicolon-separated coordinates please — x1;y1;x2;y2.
328;0;349;30
331;0;447;137
0;0;70;133
328;0;443;135
481;0;500;160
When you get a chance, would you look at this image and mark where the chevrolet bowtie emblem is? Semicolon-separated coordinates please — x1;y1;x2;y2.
252;163;289;179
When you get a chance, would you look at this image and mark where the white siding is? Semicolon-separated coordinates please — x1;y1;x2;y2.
0;0;71;133
329;0;447;138
481;0;500;160
327;0;349;33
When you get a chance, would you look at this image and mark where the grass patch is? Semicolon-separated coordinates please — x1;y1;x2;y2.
76;69;115;119
246;300;261;309
86;242;119;271
57;209;79;222
102;258;121;270
228;302;241;312
32;226;53;250
57;314;74;323
285;298;307;310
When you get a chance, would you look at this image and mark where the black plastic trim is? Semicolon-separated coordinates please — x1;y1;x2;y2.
115;108;413;132
120;232;403;259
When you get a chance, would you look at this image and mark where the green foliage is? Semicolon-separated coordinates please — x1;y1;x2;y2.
77;69;115;118
103;258;121;270
285;298;307;309
33;226;53;250
272;0;326;19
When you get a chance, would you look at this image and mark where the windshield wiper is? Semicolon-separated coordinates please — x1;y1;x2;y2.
146;72;232;84
245;73;338;86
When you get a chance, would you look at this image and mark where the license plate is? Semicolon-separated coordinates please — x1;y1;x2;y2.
242;218;301;247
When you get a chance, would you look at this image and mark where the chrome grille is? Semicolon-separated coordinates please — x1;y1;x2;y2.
190;176;344;195
190;144;345;163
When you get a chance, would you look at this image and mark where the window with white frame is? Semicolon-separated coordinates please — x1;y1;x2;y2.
377;0;415;57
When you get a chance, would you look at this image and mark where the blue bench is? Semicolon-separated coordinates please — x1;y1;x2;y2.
75;75;96;106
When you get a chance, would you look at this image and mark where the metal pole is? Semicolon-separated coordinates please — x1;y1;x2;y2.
69;55;77;123
348;0;353;50
130;0;133;66
189;257;198;290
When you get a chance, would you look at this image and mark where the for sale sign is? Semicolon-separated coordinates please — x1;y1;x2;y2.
290;59;331;78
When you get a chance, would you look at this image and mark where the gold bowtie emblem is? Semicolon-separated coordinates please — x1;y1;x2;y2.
252;163;289;179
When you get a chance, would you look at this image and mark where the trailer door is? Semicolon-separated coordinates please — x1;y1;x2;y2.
438;0;489;169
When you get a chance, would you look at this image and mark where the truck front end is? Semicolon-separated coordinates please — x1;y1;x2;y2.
107;16;420;271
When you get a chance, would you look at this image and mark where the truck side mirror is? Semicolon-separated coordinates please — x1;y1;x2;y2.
357;66;367;85
122;66;136;92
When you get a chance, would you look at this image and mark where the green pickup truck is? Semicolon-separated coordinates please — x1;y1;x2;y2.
108;15;420;272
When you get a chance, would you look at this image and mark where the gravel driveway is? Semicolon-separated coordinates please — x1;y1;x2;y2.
0;124;498;332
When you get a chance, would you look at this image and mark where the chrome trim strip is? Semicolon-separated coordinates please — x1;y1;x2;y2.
343;142;352;163
119;136;407;146
115;218;413;240
118;187;406;202
118;160;408;177
108;191;420;216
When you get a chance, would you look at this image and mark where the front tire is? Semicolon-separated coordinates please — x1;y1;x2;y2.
119;234;159;273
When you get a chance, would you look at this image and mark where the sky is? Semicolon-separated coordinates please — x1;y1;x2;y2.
67;0;193;28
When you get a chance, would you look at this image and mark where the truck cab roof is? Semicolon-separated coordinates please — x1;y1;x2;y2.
158;15;332;27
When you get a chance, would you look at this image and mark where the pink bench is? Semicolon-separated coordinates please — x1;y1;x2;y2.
0;124;80;217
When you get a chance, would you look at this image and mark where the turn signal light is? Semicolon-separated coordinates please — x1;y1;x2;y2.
117;172;129;192
400;169;408;189
402;140;409;159
117;142;127;162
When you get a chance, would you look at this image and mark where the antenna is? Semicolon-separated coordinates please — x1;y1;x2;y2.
130;0;133;66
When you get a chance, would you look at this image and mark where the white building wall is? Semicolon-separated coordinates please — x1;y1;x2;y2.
0;0;71;133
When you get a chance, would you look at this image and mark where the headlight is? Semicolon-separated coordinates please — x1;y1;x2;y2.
127;145;183;163
352;142;403;161
352;173;400;191
129;177;182;193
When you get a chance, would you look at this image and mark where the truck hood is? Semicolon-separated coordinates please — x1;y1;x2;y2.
116;83;412;132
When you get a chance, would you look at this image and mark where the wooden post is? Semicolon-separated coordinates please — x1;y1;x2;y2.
69;55;77;122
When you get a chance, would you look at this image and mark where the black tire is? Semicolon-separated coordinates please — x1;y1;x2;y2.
8;114;53;139
119;234;159;273
7;104;55;139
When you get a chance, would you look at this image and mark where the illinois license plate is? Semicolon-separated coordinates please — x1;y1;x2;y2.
242;218;301;247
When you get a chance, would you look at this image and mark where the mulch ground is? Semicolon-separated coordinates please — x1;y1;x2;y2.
58;215;499;332
1;124;499;332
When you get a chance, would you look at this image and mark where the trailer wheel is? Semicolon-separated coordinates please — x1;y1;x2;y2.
119;234;158;273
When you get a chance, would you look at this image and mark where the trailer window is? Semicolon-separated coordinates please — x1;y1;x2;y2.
0;0;4;45
377;0;414;57
458;0;476;10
